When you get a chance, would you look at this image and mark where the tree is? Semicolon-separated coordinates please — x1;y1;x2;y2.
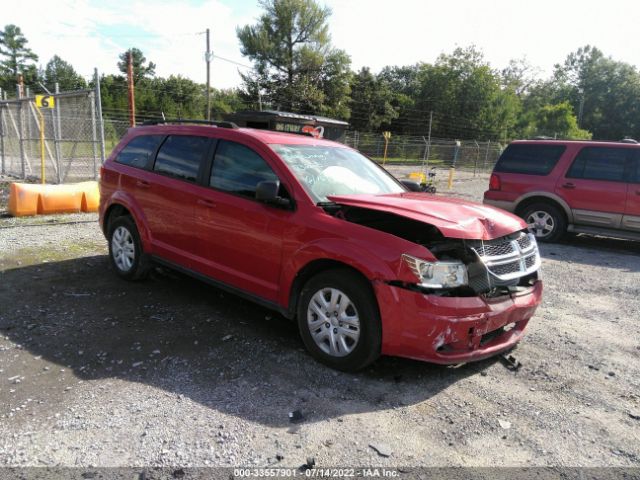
237;0;351;117
117;48;156;84
349;67;397;131
522;102;591;139
501;57;540;97
551;45;640;139
0;24;38;91
43;55;86;92
0;24;38;77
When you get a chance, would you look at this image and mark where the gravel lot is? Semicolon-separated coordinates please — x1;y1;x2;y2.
0;170;639;469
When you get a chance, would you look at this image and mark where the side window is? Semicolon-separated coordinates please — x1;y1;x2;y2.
632;151;640;183
566;147;628;182
115;135;164;169
210;141;278;198
153;135;210;182
494;144;566;175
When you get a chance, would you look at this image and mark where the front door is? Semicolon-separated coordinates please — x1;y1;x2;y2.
192;140;292;302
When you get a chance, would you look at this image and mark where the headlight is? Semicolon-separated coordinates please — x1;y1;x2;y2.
402;254;468;289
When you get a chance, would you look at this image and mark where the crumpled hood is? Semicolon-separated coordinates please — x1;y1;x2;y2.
326;192;526;240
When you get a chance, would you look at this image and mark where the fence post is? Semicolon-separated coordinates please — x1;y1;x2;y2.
0;105;5;175
18;101;26;179
483;140;491;172
473;140;480;177
94;68;106;165
53;83;62;183
89;91;98;180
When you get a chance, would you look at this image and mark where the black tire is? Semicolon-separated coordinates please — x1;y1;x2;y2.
107;216;151;280
297;269;381;372
520;202;567;243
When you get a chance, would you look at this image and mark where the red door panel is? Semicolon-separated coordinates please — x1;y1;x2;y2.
192;187;290;301
142;172;199;267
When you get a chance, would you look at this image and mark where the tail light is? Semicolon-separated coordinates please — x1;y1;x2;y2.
489;173;501;191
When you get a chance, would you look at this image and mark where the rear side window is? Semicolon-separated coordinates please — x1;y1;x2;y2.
115;135;164;169
153;135;210;182
566;147;628;182
494;144;566;175
210;141;278;198
631;151;640;183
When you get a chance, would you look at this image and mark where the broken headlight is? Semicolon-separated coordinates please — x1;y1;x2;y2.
402;254;468;289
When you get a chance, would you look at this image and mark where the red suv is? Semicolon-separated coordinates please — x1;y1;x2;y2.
484;140;640;242
99;121;542;371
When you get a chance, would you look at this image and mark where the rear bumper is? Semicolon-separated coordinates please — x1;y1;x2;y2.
375;280;542;364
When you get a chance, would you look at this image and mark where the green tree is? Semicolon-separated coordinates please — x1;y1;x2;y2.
0;24;38;77
349;67;397;131
117;48;156;84
237;0;351;117
552;45;640;139
0;24;39;92
522;102;591;139
43;55;86;92
378;47;520;140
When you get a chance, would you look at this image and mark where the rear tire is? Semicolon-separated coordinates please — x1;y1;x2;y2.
521;202;566;242
297;269;381;372
108;216;151;280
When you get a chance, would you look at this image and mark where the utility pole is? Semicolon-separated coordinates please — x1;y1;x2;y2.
205;28;212;121
17;74;24;98
127;50;136;127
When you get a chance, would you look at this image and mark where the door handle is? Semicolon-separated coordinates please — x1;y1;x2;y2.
561;182;576;189
197;199;216;208
136;180;151;189
636;190;640;196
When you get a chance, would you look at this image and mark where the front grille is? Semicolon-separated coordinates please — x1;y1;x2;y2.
470;232;540;282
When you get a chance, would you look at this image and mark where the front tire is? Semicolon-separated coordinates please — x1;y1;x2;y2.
108;216;151;280
297;269;381;372
521;202;567;242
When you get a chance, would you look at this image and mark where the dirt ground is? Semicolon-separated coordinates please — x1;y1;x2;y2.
0;171;639;469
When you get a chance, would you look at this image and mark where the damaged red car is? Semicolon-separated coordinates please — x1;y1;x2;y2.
99;121;543;371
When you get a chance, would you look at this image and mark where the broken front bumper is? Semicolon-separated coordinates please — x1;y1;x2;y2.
375;280;543;364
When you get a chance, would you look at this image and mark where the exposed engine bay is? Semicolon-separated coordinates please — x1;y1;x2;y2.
325;205;540;297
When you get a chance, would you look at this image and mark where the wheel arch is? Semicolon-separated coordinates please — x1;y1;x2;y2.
287;259;377;320
515;193;573;224
103;203;132;235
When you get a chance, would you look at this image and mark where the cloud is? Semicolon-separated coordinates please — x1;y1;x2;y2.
3;0;259;89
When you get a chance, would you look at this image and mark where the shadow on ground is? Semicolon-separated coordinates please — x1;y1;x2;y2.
0;255;496;427
539;234;640;271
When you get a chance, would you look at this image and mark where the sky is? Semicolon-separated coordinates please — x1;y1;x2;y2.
3;0;640;90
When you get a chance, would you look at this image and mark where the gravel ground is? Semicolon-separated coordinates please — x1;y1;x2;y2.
0;171;639;469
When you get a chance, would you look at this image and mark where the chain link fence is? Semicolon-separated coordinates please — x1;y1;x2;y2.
345;131;505;174
0;90;104;183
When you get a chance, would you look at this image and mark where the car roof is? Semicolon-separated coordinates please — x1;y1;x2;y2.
128;124;345;148
510;139;640;148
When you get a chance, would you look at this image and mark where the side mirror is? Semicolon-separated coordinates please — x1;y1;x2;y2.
400;179;422;192
256;180;291;208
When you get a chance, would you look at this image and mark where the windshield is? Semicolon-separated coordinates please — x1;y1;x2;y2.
270;144;405;203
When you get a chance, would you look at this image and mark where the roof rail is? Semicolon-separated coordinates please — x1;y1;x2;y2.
620;137;638;144
141;119;239;129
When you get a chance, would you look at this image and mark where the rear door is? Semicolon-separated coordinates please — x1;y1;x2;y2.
143;134;213;267
555;146;630;229
110;134;165;221
192;139;293;302
623;150;640;232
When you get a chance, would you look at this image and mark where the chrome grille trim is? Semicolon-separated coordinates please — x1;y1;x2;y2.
471;233;541;281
